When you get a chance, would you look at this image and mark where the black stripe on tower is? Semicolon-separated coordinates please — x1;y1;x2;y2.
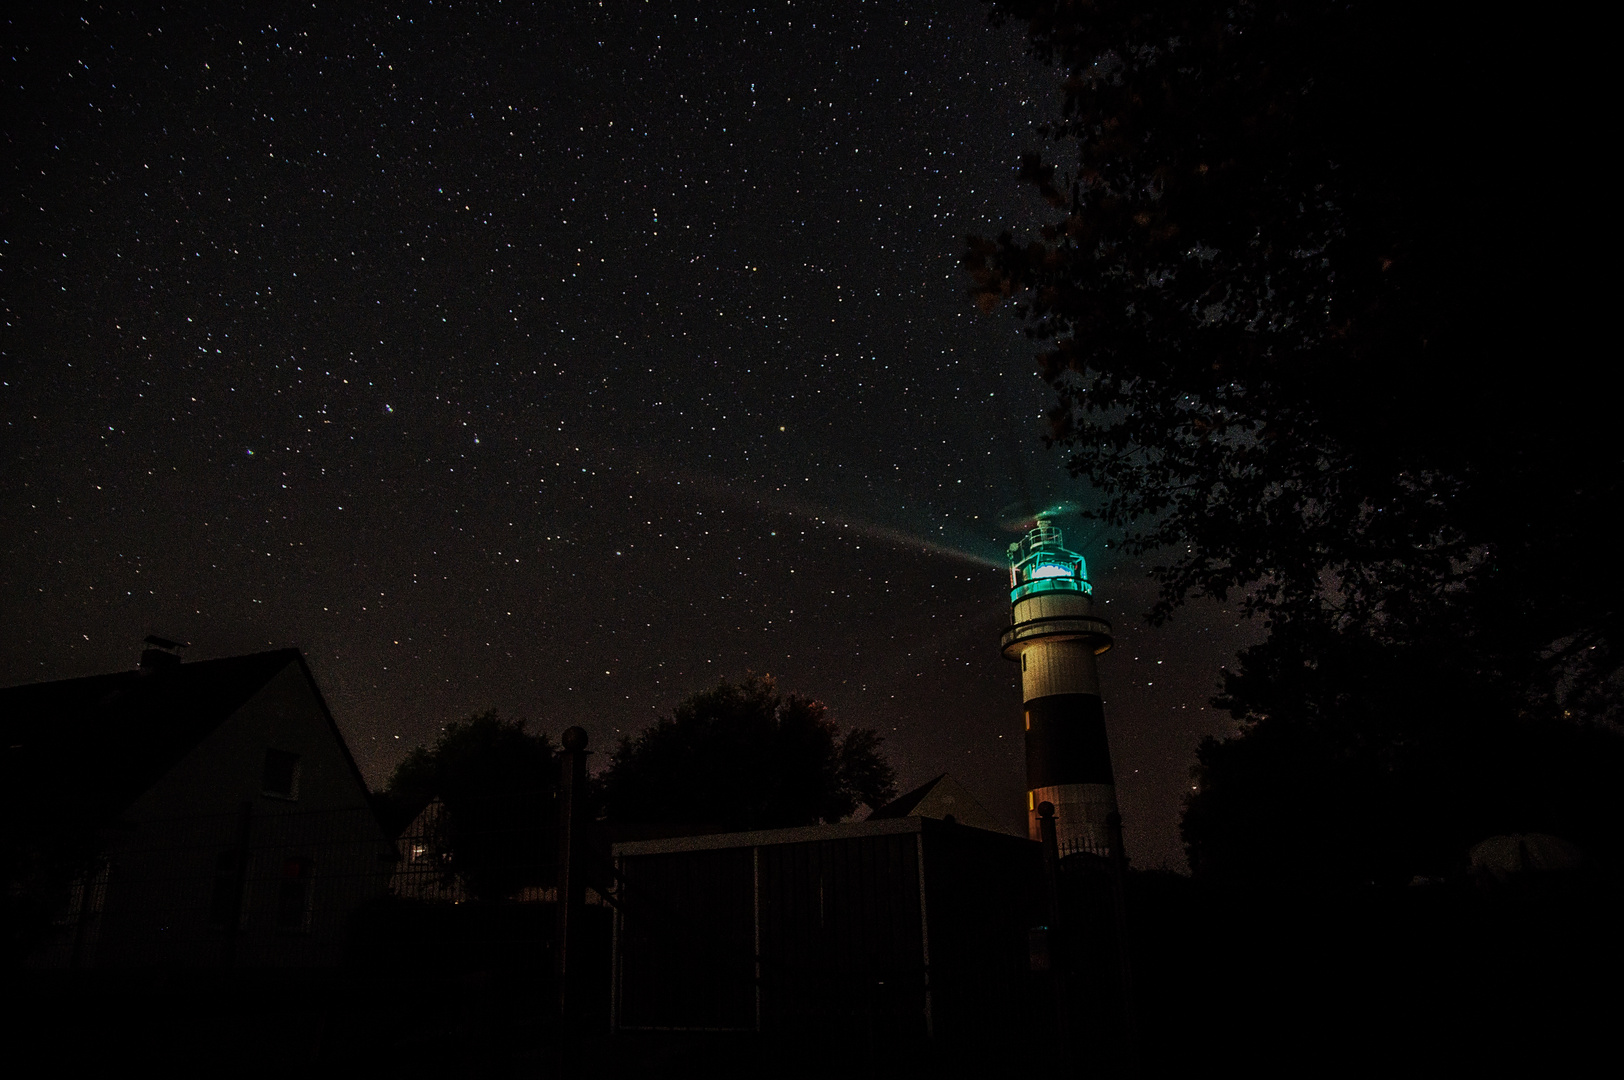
1024;693;1114;788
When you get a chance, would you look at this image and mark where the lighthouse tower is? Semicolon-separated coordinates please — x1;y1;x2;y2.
1000;517;1119;854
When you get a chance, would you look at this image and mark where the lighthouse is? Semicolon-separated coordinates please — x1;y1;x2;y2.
1000;517;1119;855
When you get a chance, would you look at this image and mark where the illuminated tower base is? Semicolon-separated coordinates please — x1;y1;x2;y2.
1000;518;1118;855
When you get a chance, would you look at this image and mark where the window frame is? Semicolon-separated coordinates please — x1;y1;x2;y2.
260;748;302;801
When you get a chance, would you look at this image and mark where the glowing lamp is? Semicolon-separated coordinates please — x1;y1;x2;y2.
1006;517;1091;602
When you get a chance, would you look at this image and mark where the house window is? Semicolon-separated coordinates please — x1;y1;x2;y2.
55;858;110;931
262;749;301;800
277;858;315;932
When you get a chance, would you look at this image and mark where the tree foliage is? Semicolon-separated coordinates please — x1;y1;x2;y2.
969;0;1614;698
385;711;557;902
971;1;1617;879
1182;624;1624;883
600;676;897;830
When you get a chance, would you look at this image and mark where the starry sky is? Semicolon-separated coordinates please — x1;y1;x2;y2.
3;1;1259;868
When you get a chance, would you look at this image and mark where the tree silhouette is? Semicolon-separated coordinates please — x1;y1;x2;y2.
600;676;897;830
385;711;557;901
970;1;1617;879
967;0;1613;703
1183;625;1624;883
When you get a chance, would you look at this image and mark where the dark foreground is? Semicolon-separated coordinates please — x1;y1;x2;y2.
7;869;1614;1078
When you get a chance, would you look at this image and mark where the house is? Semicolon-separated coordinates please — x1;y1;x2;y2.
0;643;394;969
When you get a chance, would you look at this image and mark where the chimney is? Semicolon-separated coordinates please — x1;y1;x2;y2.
140;634;188;671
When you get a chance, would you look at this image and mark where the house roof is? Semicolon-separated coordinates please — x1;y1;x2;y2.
866;773;951;820
0;649;364;823
613;814;930;857
865;773;1012;834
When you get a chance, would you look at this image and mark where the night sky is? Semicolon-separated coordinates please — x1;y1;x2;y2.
3;1;1258;868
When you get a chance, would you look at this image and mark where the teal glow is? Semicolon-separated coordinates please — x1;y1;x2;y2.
1007;517;1091;602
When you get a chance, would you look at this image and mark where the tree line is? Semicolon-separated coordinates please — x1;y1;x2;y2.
376;676;896;902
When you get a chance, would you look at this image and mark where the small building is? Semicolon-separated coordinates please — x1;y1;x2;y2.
610;816;1040;1041
0;645;394;969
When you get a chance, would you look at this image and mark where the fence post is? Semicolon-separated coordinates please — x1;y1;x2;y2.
1037;800;1074;1062
1106;810;1137;1069
556;726;589;1016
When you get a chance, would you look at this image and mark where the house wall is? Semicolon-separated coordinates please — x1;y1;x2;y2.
88;659;392;968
